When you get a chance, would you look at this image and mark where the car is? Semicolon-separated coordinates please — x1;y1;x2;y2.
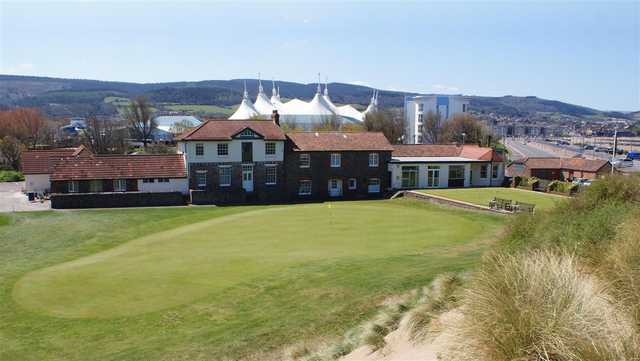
612;158;634;168
594;147;608;152
583;144;594;150
628;151;640;160
572;178;592;187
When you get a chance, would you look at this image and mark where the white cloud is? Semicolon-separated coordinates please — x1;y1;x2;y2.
349;80;371;87
1;62;36;75
431;84;460;92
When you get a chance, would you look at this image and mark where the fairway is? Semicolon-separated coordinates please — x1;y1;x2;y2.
419;187;565;210
3;199;505;360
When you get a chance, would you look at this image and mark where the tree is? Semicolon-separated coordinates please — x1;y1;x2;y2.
80;117;127;154
422;111;442;144
440;113;494;146
313;115;342;131
0;108;49;148
363;109;404;144
169;119;197;135
0;136;23;170
124;96;155;148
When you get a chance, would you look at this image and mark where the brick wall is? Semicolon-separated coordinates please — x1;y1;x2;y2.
51;192;186;209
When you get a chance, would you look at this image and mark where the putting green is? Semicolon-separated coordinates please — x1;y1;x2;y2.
13;201;499;318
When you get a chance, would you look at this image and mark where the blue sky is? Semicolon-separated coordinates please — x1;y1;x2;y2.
1;1;638;110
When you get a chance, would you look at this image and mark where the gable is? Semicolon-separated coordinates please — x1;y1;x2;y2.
232;127;263;139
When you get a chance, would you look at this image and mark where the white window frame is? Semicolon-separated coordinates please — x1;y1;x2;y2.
298;180;312;195
195;143;204;156
427;166;440;188
368;178;381;193
368;153;379;167
265;142;276;156
218;165;231;187
265;164;277;185
217;143;229;156
114;179;127;192
196;170;207;189
348;178;357;190
299;153;310;168
330;153;341;168
68;180;79;193
158;178;170;183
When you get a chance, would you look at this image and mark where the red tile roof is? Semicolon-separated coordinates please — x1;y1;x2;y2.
522;157;610;172
21;146;88;174
50;154;186;181
176;119;286;141
392;144;503;161
287;132;394;151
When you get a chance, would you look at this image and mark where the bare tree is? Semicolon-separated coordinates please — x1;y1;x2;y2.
0;136;23;170
124;96;155;149
80;117;127;154
364;109;404;144
422;111;442;144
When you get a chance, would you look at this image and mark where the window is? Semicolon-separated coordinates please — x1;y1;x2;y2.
265;165;277;185
217;143;229;156
480;164;488;179
68;180;79;193
330;153;341;168
492;164;499;178
448;165;466;188
418;114;423;123
143;178;155;183
462;104;467;112
418;103;424;112
196;170;207;189
368;153;379;167
158;178;170;183
298;180;312;195
89;180;102;193
348;178;357;190
219;166;231;187
427;166;440;188
265;142;276;156
238;128;256;137
401;166;418;188
299;153;310;168
195;143;204;156
114;179;127;192
368;178;380;193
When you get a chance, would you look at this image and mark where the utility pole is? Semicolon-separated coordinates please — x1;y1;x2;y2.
611;128;618;175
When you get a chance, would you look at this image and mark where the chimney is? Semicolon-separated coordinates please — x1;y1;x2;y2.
271;110;280;126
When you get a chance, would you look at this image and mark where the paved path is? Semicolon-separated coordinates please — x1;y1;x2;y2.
503;139;555;160
0;182;50;212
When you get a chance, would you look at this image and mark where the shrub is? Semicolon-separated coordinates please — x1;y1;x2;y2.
0;170;24;182
459;250;637;361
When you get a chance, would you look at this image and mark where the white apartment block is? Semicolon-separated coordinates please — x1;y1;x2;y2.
404;95;470;144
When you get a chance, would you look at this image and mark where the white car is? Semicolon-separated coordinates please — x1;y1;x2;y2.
573;178;592;187
612;158;634;168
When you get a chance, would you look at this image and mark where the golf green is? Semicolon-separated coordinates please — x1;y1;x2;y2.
13;201;500;319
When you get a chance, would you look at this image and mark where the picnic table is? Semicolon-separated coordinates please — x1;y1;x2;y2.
489;197;535;214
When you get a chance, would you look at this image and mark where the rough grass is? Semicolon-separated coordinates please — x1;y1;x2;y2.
419;187;563;210
457;250;637;361
0;199;505;361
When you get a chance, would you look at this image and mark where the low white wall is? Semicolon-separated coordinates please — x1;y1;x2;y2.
24;174;50;193
138;178;189;195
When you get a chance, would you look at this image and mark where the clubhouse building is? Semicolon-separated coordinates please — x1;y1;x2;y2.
21;119;506;208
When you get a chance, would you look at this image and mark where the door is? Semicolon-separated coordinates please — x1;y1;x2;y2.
401;166;418;188
427;166;440;188
242;142;253;163
242;164;253;192
328;179;342;197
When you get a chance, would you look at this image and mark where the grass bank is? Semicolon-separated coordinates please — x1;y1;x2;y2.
418;187;563;210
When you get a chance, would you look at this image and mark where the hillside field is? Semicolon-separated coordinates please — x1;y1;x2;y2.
1;199;504;360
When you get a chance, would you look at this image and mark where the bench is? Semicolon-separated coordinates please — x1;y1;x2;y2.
514;202;535;214
490;197;513;212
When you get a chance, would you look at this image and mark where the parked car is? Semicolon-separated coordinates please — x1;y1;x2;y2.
612;158;634;168
627;151;640;160
583;144;594;150
594;147;608;153
572;178;592;187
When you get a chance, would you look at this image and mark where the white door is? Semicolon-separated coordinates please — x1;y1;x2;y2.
242;164;253;192
328;179;342;197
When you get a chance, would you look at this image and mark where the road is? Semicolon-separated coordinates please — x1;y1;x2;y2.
503;138;640;174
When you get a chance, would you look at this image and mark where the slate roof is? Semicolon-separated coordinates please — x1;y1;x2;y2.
50;154;187;181
21;146;87;174
176;119;286;141
287;132;393;151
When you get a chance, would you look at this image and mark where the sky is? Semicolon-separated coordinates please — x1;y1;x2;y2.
1;1;638;111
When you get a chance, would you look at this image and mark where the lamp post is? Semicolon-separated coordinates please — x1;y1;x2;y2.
462;132;466;146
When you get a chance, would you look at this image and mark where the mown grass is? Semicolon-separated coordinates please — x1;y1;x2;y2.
419;187;564;210
161;103;235;115
0;199;505;361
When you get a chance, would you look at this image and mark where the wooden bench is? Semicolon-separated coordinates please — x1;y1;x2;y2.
514;202;535;214
492;198;513;211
